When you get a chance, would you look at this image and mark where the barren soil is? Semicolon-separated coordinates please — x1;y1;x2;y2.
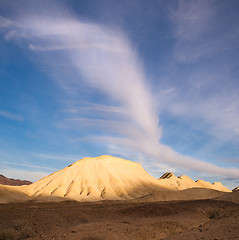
0;199;238;240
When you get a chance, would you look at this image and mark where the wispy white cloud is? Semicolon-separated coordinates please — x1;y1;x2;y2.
163;0;239;142
75;134;239;178
0;160;56;171
169;0;214;42
0;149;82;182
158;87;239;141
80;103;125;114
34;153;80;162
169;0;239;62
0;168;49;182
0;16;12;28
169;0;214;62
0;149;78;173
3;15;161;143
0;109;23;121
57;103;125;115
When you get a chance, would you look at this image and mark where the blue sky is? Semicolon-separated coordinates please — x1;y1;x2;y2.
0;0;239;189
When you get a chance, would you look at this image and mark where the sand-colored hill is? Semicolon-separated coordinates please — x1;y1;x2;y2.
158;173;196;190
20;155;168;201
0;184;29;203
158;172;231;192
0;155;231;203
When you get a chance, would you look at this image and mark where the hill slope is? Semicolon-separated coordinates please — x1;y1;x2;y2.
0;184;29;203
217;190;239;203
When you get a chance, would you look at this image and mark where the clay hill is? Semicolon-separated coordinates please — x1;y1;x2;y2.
20;155;167;202
0;174;32;186
158;172;230;192
0;155;236;204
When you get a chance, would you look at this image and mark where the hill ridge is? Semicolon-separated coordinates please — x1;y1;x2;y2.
0;174;32;186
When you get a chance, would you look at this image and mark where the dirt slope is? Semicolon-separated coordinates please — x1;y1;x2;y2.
0;184;29;203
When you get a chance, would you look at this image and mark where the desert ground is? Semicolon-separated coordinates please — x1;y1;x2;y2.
0;199;239;240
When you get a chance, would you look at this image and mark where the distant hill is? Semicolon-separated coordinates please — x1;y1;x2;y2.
158;172;231;192
0;174;32;186
233;186;239;192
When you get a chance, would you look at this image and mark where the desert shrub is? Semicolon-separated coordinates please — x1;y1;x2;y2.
208;210;220;219
0;229;16;240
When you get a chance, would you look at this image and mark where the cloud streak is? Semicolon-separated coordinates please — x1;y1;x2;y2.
1;4;239;179
0;168;49;182
0;109;23;121
9;15;160;143
169;0;239;63
160;0;239;143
